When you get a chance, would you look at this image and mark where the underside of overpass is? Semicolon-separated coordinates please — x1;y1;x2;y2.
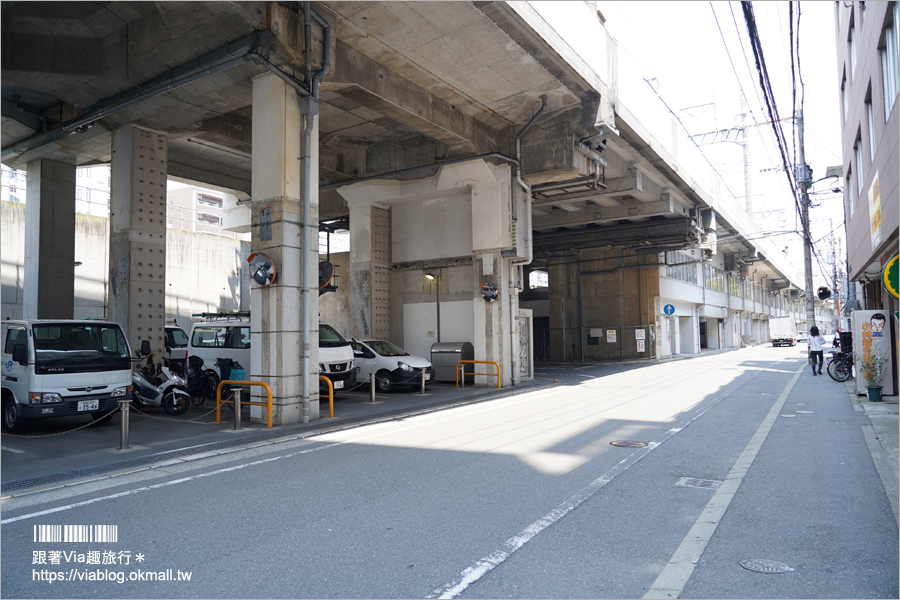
2;1;801;423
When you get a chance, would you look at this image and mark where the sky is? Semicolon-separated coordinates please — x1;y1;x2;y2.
536;0;845;288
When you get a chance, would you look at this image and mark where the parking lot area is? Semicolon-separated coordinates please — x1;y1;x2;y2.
0;376;546;493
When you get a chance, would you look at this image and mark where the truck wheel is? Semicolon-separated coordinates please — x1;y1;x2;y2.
375;371;394;393
3;398;26;434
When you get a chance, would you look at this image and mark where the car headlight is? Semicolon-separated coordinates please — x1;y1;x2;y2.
111;386;131;398
397;361;413;371
30;392;63;404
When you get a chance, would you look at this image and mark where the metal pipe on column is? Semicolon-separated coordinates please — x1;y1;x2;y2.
298;2;331;424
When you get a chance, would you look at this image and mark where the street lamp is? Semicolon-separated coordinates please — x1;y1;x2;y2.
425;272;440;343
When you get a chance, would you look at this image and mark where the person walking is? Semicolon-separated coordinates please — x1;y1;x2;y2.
808;325;826;375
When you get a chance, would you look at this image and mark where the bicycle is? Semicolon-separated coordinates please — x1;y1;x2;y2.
185;355;220;407
215;358;246;411
826;350;854;382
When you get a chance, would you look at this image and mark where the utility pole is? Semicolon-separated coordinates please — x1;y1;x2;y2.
797;109;816;331
830;219;841;333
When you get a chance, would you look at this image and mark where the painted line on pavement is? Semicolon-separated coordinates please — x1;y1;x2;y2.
425;366;771;600
641;366;802;599
1;446;25;454
0;441;346;524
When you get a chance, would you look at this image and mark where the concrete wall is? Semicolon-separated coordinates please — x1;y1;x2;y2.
547;249;660;362
1;200;250;328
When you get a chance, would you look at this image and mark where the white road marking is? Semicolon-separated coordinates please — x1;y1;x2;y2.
0;441;344;524
641;366;802;599
425;378;752;600
1;446;25;454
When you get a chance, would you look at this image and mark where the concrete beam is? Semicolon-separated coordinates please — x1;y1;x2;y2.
166;157;251;198
533;194;677;229
532;168;644;208
329;40;503;155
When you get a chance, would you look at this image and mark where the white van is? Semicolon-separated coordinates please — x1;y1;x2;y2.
187;312;355;391
1;319;134;433
188;312;251;378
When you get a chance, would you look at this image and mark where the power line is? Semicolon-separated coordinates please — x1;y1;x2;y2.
741;1;804;230
709;1;759;122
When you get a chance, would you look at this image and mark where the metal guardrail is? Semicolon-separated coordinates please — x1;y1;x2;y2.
456;360;501;389
216;380;273;429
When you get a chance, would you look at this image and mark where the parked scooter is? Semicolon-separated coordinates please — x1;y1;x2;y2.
132;341;191;415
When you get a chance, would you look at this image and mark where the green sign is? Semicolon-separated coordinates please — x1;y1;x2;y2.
883;253;899;300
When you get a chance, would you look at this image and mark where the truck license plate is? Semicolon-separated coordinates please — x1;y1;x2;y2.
334;380;343;390
77;400;99;412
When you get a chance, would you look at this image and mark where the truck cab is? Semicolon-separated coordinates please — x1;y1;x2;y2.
1;320;134;433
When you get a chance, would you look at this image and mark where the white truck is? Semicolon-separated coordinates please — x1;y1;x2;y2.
188;312;355;392
1;319;134;433
769;316;798;347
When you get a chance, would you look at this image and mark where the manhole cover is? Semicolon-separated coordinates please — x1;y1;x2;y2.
610;440;647;448
739;559;794;574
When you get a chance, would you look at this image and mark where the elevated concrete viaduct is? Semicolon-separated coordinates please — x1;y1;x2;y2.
2;1;805;424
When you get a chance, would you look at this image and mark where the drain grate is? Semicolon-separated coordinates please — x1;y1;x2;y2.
676;477;722;490
739;559;794;574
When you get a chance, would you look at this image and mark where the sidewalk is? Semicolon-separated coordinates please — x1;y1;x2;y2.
851;380;900;524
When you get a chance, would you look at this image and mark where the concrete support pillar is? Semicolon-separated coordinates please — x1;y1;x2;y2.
471;169;516;386
24;159;76;319
472;250;514;386
348;203;391;339
109;126;168;352
250;71;317;425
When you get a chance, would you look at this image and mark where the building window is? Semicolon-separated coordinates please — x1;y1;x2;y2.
197;193;223;208
197;213;221;226
841;73;849;121
866;92;876;160
849;20;857;79
728;274;741;297
846;168;855;218
664;251;697;284
703;263;725;292
855;135;865;196
882;1;900;119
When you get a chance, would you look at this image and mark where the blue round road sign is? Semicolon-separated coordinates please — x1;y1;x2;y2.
664;304;675;316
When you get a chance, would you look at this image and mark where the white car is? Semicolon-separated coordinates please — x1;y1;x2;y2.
351;339;434;393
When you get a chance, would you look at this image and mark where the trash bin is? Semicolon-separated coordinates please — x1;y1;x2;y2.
431;342;474;382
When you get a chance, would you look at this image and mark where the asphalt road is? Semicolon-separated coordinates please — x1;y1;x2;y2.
1;345;897;599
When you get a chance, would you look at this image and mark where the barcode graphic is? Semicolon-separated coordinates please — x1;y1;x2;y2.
33;525;118;543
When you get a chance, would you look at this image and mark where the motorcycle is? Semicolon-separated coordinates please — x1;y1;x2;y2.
132;341;191;415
